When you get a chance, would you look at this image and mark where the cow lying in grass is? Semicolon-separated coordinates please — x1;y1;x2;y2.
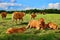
26;18;45;30
1;12;7;19
30;13;37;19
46;22;58;30
6;27;26;34
12;12;25;23
38;18;46;29
26;17;58;30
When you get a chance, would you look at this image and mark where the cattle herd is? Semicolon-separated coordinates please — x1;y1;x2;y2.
0;12;58;34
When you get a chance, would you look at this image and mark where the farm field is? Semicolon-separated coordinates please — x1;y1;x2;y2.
0;13;60;40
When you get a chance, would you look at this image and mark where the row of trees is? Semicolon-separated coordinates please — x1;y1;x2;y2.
0;9;60;14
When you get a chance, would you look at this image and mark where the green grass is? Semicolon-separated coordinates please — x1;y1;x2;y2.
0;13;60;40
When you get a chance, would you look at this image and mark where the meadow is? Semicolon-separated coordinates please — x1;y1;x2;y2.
0;13;60;40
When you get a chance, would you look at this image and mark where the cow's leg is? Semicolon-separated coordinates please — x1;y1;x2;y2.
33;17;35;19
31;16;32;19
12;17;15;23
5;16;6;18
2;16;4;22
36;26;40;30
40;27;44;30
31;17;32;19
2;17;5;20
4;16;6;19
21;18;23;23
26;24;30;29
15;19;17;24
22;18;23;21
18;19;20;24
56;26;58;30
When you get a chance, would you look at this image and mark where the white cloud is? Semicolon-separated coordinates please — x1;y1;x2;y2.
0;2;22;9
24;7;31;10
48;3;60;9
24;7;40;10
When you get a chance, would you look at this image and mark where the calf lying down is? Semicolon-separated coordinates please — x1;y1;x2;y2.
46;22;58;30
6;27;26;34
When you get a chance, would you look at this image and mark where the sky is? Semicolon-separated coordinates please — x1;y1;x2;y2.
0;0;60;10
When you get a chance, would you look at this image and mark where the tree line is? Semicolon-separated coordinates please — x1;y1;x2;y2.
0;9;60;14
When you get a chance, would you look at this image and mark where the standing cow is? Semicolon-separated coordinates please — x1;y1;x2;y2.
1;12;7;19
12;12;25;24
42;12;45;15
30;13;37;19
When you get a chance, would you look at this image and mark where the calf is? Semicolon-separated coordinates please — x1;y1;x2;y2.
6;27;26;34
47;22;58;30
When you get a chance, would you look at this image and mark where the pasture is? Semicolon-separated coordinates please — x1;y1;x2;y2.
0;13;60;40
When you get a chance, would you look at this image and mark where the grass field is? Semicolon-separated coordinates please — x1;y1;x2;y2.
0;13;60;40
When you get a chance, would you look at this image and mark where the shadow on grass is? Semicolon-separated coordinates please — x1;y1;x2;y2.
21;22;28;25
0;21;6;24
58;28;60;30
16;22;28;25
11;22;28;27
5;18;11;20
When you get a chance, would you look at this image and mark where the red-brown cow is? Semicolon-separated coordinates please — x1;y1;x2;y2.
6;27;26;34
1;12;7;19
12;12;25;23
30;13;37;19
47;22;58;30
38;18;45;29
26;18;45;30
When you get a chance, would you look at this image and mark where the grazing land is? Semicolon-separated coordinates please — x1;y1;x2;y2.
0;13;60;40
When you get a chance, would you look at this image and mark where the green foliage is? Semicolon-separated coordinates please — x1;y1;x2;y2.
0;9;60;14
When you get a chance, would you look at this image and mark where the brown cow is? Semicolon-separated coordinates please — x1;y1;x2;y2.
26;18;45;30
30;13;37;19
12;12;25;23
38;18;45;29
40;12;45;15
42;12;45;15
6;27;26;34
1;12;7;19
47;22;58;30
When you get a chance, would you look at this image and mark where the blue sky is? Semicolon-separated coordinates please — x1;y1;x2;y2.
0;0;60;10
